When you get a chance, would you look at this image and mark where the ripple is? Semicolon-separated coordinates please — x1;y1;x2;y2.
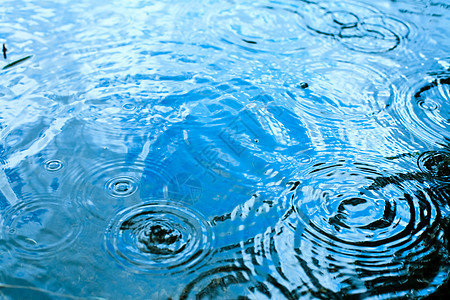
418;150;450;182
286;59;393;121
393;63;450;145
65;158;170;220
105;176;139;197
283;159;449;297
104;201;213;275
178;80;311;187
180;252;295;300
0;196;82;260
206;1;322;53
77;95;154;138
76;72;196;139
304;1;411;53
44;160;64;172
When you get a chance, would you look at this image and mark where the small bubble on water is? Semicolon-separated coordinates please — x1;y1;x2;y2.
45;160;63;172
298;82;309;89
122;103;136;111
106;176;138;197
418;99;438;111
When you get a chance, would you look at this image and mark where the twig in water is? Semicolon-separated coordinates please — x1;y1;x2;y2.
2;55;32;70
2;44;6;59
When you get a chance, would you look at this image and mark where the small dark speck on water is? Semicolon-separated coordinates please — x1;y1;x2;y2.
298;82;309;89
242;39;257;44
2;44;6;59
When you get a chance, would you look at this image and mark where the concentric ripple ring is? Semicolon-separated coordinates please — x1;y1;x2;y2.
104;201;214;275
0;197;82;260
393;65;450;145
282;159;449;297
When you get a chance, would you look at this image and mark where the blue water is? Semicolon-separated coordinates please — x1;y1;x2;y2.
0;0;449;298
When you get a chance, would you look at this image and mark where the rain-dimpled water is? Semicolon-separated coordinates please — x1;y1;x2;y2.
0;0;449;299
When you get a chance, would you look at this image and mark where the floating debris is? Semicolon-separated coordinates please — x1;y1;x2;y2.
298;82;309;89
2;43;6;59
2;55;32;70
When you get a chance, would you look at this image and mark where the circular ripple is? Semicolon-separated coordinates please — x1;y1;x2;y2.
282;159;449;297
105;201;213;275
106;176;139;197
64;158;170;220
304;1;410;53
393;66;450;145
0;196;82;259
206;2;322;53
77;95;152;137
44;160;63;172
180;262;294;299
76;79;189;141
288;160;440;246
285;160;448;296
418;150;450;182
288;60;393;121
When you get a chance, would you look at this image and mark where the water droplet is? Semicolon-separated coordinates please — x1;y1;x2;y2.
290;60;392;121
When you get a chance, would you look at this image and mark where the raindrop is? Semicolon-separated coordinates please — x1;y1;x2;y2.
328;10;359;28
288;60;392;121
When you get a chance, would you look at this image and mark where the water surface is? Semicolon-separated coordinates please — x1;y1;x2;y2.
1;0;449;299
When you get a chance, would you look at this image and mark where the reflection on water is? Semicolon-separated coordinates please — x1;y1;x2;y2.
1;0;449;298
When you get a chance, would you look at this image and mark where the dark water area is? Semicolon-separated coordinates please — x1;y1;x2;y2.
0;0;449;299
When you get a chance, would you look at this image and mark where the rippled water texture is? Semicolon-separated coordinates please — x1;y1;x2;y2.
1;0;449;299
